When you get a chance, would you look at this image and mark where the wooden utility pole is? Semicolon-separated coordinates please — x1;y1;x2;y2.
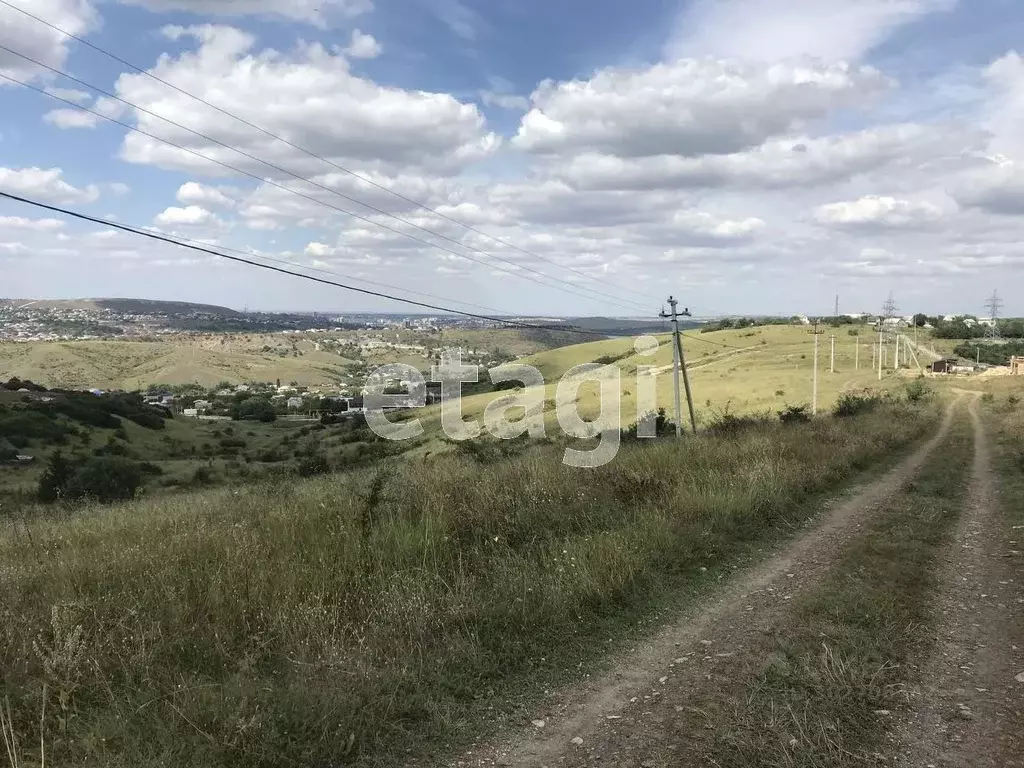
830;333;836;373
660;296;697;434
812;320;824;415
855;333;860;369
878;324;884;381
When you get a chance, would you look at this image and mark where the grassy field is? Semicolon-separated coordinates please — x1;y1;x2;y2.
407;324;911;452
0;396;939;767
0;329;560;391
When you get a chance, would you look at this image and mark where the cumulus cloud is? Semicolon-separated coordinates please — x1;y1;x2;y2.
557;124;962;191
115;0;371;25
154;204;225;229
176;181;237;209
0;166;100;204
0;0;97;83
0;216;65;232
513;59;888;158
114;25;499;178
344;29;382;59
44;108;100;129
814;195;943;228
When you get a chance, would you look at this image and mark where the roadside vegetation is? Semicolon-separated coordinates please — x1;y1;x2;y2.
0;396;939;767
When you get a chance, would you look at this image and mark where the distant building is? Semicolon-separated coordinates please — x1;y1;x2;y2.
931;359;958;374
193;399;212;412
287;396;304;410
182;408;199;417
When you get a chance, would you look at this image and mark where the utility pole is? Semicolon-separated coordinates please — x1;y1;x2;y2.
812;319;824;415
877;323;884;381
894;334;900;371
830;333;835;373
660;296;697;434
871;340;875;370
855;333;860;369
834;294;839;319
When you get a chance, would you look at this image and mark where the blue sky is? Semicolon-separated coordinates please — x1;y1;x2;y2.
2;0;1024;317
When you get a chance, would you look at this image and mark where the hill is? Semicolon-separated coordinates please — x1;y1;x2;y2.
0;297;241;315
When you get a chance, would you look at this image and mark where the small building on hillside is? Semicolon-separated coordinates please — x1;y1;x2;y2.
931;359;958;374
1011;356;1024;375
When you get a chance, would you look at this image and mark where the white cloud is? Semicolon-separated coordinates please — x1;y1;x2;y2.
154;205;223;228
115;0;371;25
666;0;955;62
557;124;963;191
114;25;500;177
0;167;100;204
44;108;100;129
513;60;888;158
344;29;382;59
814;195;943;228
0;216;64;232
0;0;97;83
176;181;237;209
44;88;93;105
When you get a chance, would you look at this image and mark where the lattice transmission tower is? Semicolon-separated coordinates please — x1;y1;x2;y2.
983;290;1003;340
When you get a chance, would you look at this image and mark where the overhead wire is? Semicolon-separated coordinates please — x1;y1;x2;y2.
0;0;660;305
0;191;623;338
0;45;654;315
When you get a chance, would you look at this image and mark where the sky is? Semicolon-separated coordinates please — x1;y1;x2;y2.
1;0;1024;318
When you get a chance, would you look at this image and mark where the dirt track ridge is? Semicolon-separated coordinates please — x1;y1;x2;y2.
440;397;964;768
891;393;1024;766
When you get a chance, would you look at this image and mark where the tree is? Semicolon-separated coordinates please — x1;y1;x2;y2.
37;450;74;501
230;397;277;423
912;313;928;327
0;438;18;461
65;456;145;502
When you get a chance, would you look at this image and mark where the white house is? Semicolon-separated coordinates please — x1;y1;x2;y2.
287;396;304;410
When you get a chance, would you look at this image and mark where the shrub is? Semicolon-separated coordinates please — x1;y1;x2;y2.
778;404;811;424
1008;394;1020;410
622;408;676;439
297;453;331;477
0;437;18;461
191;466;216;486
38;454;145;503
904;379;932;403
705;405;771;435
833;392;883;417
981;392;995;404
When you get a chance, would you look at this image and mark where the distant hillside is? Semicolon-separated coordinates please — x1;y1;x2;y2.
561;316;700;335
0;298;241;315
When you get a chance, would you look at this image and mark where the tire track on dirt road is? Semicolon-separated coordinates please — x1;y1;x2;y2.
437;396;965;768
891;392;1024;767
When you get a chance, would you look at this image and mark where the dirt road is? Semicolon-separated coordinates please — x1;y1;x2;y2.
440;397;966;768
891;393;1024;766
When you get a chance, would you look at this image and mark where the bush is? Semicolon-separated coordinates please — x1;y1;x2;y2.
622;408;677;439
778;404;811;424
705;406;771;435
833;392;883;417
297;453;332;477
0;437;18;461
904;379;933;403
38;454;145;503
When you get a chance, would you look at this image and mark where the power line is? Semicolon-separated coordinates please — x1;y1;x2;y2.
0;45;652;315
0;0;660;306
0;191;615;337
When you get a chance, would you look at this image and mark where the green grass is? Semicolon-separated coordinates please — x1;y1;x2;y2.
707;408;974;766
0;400;939;767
